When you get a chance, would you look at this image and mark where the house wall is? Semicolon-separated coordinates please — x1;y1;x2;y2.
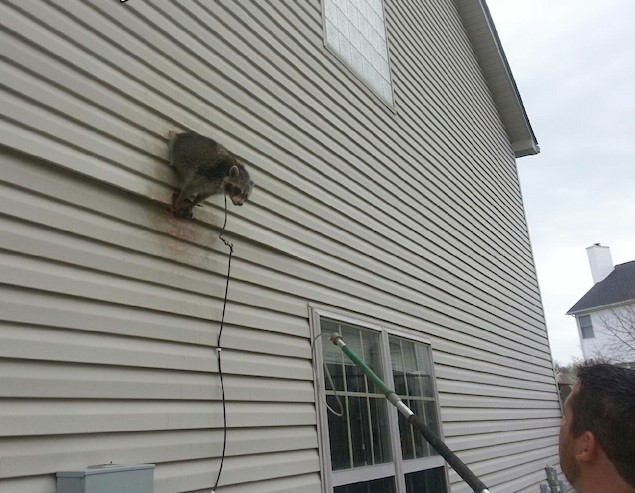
579;311;607;359
0;1;560;492
579;305;635;362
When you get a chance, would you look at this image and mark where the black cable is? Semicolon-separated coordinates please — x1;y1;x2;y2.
213;195;233;492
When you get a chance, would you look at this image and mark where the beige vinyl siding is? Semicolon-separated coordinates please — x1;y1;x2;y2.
0;147;319;493
0;0;559;492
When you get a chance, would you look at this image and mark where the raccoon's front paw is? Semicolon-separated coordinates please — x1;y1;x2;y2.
173;207;194;219
171;193;194;219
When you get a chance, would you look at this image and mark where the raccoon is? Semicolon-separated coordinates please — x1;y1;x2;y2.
169;131;254;218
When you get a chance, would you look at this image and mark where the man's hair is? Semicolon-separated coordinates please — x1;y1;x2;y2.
569;362;635;486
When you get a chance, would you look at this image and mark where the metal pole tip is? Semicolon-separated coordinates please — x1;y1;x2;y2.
329;332;342;344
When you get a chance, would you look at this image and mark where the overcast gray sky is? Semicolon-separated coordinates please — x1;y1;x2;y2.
486;0;635;364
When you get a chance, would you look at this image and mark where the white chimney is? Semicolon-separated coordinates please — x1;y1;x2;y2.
586;243;614;284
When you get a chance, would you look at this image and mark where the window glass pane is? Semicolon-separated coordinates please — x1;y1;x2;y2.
405;467;446;493
390;337;407;395
397;411;414;460
369;396;392;465
327;395;350;470
578;315;592;329
398;399;439;459
581;326;595;339
390;336;440;460
423;401;441;438
323;321;384;394
326;360;346;392
578;316;594;339
334;476;396;493
332;396;391;468
322;321;391;471
349;395;372;467
390;337;434;398
323;0;393;104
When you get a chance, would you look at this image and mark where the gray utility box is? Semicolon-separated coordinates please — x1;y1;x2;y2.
57;464;155;493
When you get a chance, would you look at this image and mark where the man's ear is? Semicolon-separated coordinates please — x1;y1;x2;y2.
574;431;599;462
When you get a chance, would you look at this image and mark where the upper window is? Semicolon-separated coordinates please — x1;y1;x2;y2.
311;309;446;493
578;315;594;339
323;0;394;104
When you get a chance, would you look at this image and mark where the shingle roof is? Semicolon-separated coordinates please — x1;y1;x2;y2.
567;260;635;315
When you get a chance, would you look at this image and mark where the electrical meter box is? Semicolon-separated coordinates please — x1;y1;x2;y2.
56;464;155;493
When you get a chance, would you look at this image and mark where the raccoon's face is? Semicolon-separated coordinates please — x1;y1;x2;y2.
224;165;254;206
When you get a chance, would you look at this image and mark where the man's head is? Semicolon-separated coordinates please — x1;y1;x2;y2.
559;362;635;490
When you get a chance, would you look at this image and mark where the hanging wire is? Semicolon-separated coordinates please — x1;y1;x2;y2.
212;195;233;492
311;333;344;417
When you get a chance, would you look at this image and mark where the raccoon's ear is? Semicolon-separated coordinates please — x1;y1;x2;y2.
228;165;240;177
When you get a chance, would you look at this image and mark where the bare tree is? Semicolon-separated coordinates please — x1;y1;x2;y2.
553;360;578;404
596;303;635;364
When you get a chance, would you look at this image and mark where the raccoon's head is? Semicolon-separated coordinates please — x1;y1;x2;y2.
224;165;254;206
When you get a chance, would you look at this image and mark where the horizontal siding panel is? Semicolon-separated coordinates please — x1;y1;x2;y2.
0;361;314;402
0;84;160;184
434;353;555;386
447;426;559;452
152;451;318;493
0;251;305;320
445;417;562;437
0;428;316;480
455;436;557;464
439;394;561;410
0;477;55;493
0;400;221;437
441;406;561;422
492;469;557;493
437;378;558;401
449;446;558;491
0;323;216;372
215;474;321;493
0;321;312;381
463;451;560;492
0;400;315;437
202;450;319;487
0;28;168;137
0;286;307;342
436;360;556;389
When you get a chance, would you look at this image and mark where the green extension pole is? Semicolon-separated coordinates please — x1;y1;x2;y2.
330;332;490;493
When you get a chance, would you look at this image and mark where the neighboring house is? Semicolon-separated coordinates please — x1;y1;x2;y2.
567;244;635;364
0;1;560;493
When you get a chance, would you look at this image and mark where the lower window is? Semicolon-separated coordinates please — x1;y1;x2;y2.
311;309;447;493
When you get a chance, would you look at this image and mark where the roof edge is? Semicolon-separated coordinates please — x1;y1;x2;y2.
454;0;540;158
566;298;635;316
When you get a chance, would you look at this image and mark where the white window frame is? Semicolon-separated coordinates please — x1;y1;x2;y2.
310;306;448;493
